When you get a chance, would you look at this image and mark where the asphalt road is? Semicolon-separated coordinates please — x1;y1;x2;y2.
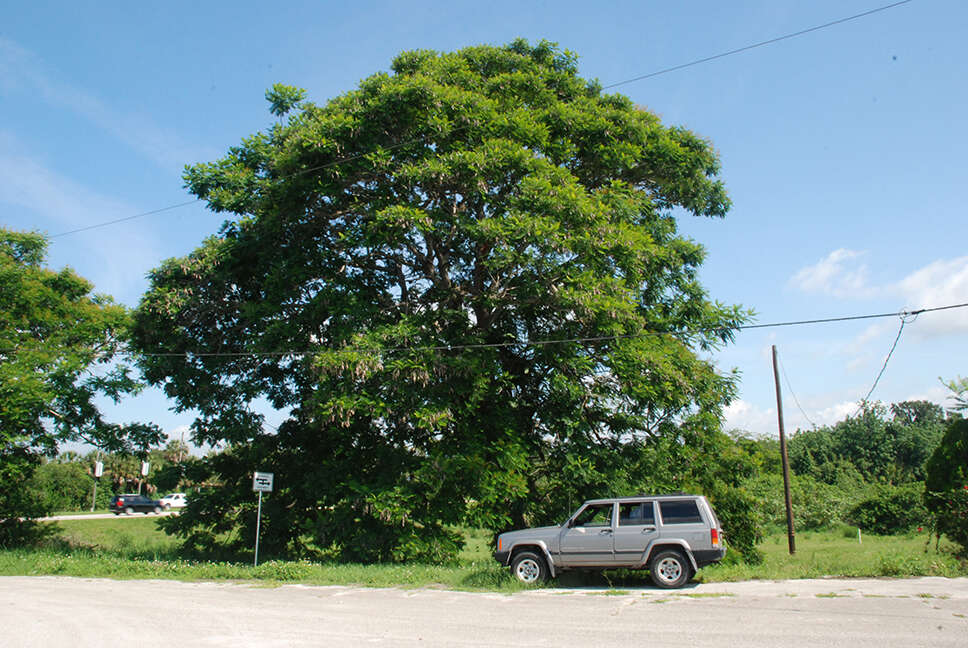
2;576;966;647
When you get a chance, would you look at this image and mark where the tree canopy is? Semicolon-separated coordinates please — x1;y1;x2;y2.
0;228;161;545
133;40;751;562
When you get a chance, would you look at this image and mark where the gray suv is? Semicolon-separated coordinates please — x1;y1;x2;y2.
493;494;725;588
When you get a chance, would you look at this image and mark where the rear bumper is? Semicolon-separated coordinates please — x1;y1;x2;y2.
692;547;727;568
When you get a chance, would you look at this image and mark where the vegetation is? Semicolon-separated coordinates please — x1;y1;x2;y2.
924;418;968;554
2;37;964;580
0;229;163;546
130;39;753;564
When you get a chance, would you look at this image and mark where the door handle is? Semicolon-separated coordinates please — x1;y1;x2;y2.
641;526;656;533
599;528;613;534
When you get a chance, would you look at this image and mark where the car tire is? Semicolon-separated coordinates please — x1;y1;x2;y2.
511;551;548;585
163;504;171;511
154;506;162;514
124;507;134;515
649;549;692;589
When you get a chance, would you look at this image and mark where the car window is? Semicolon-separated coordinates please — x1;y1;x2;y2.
573;503;613;527
619;502;655;526
659;500;703;524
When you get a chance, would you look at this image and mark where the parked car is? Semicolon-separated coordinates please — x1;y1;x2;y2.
159;493;188;509
109;494;164;515
494;494;726;588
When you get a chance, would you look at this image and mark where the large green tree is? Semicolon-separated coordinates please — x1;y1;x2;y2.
134;40;750;562
0;228;162;545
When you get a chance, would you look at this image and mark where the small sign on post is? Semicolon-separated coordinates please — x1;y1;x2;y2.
253;472;274;492
91;461;104;512
252;471;274;567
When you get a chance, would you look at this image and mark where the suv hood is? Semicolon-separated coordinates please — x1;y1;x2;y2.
499;525;563;550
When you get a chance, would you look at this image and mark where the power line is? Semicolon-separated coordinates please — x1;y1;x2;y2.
6;302;957;360
49;200;201;238
603;0;914;89
44;1;914;239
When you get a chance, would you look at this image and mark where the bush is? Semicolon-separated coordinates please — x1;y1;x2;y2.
27;462;95;512
745;473;859;531
927;488;968;555
847;483;928;535
924;419;968;555
707;486;763;564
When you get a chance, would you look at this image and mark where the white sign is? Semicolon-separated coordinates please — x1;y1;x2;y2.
141;461;150;476
253;471;274;492
94;461;103;478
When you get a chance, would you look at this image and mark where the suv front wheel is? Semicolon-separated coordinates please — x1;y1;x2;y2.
649;549;691;589
511;551;548;585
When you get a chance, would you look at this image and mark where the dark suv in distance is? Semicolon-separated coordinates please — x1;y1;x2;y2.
109;494;164;515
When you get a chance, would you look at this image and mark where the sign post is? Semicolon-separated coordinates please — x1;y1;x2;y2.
252;471;274;567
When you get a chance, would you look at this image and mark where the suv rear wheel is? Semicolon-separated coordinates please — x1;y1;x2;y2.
649;549;691;589
511;551;548;585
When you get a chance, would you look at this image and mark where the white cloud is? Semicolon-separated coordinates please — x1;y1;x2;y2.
814;400;858;425
895;256;968;336
724;399;776;436
789;249;873;297
725;395;873;437
0;37;211;171
789;248;968;336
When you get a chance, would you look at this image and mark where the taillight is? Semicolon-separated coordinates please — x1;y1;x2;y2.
711;528;720;546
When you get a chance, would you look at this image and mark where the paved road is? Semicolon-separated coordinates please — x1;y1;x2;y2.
2;576;966;647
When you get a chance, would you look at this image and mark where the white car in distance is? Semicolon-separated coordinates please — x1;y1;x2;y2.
160;493;188;510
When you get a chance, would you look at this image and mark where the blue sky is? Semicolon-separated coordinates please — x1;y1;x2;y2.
2;0;965;450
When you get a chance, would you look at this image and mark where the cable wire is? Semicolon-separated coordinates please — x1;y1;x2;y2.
5;302;961;359
603;0;914;88
777;351;817;428
852;309;920;416
44;0;915;238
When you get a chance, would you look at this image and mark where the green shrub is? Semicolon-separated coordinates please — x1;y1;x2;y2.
848;483;928;535
27;462;95;512
745;473;859;531
927;488;968;555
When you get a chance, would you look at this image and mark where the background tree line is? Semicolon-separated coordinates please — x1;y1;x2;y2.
733;400;961;538
24;439;196;513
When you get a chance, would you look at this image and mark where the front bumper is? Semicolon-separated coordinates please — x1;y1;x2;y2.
493;550;510;565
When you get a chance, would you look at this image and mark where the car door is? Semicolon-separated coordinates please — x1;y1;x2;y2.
558;503;616;566
613;501;658;566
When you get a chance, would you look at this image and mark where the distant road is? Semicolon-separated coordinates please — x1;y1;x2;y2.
42;511;177;521
2;576;966;647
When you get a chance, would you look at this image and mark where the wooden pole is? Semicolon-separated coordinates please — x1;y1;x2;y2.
772;345;796;555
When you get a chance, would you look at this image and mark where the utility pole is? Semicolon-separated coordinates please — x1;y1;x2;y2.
772;345;796;555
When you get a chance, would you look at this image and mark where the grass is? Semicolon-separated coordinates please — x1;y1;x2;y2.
699;528;967;583
0;520;523;592
1;520;965;592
